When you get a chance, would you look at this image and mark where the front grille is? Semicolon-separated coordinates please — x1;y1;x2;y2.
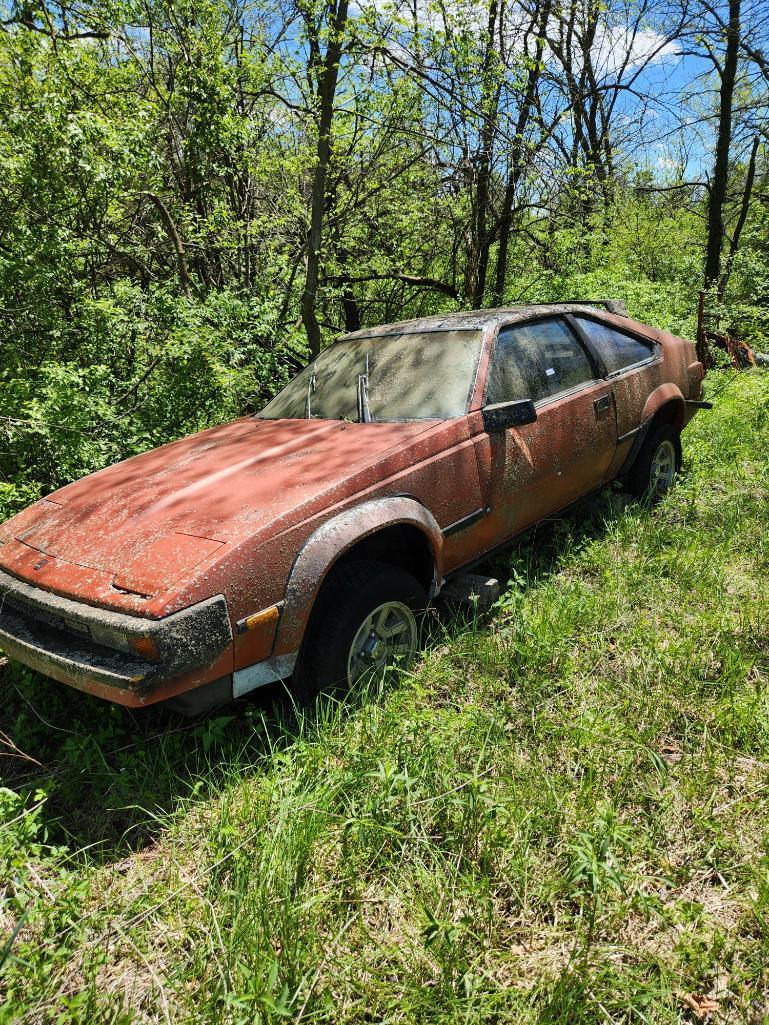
0;567;232;688
3;593;93;644
0;591;158;691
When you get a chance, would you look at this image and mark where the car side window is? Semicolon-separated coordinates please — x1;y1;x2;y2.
485;318;595;406
574;316;654;375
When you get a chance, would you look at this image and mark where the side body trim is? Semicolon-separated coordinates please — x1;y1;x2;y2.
442;507;488;537
617;426;641;444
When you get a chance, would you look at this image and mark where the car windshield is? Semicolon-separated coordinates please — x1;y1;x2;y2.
257;329;484;422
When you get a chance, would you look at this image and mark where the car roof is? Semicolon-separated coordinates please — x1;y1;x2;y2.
342;301;630;340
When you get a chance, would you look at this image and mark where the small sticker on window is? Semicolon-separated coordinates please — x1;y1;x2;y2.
545;367;556;376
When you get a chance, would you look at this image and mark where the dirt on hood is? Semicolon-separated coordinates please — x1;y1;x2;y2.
0;417;437;598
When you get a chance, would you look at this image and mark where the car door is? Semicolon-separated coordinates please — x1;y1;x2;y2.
571;314;662;470
473;316;618;551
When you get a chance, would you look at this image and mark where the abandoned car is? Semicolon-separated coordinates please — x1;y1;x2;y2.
0;302;708;712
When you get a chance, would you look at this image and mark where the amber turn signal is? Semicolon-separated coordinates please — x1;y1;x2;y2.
237;604;281;635
130;636;161;661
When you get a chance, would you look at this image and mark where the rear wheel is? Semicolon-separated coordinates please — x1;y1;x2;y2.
293;560;427;706
629;424;681;501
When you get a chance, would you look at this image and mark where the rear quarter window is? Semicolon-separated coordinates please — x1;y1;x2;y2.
575;317;655;375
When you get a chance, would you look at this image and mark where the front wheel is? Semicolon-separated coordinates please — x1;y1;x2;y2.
629;424;681;501
293;560;428;706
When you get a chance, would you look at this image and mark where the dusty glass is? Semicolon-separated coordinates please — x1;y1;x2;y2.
574;317;653;375
486;318;594;405
258;330;484;421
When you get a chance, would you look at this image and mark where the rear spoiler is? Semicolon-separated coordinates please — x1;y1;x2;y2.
565;299;629;317
512;299;630;318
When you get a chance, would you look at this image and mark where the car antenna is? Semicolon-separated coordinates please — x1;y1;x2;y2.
305;363;317;419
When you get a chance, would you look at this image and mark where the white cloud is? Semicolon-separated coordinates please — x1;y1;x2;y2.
587;25;681;76
363;0;680;82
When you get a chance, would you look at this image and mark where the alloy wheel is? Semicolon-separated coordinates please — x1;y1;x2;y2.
650;438;677;495
346;600;419;685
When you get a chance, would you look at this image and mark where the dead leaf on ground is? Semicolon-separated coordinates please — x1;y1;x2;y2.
682;992;720;1018
660;740;683;764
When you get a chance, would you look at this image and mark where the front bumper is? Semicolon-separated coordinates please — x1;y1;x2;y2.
0;567;232;705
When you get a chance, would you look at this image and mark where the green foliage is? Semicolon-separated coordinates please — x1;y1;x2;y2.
0;0;767;516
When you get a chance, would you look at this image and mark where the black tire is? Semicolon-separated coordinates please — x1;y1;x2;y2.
292;559;428;706
628;424;682;501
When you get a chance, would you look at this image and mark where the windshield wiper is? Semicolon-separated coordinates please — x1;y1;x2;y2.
357;354;371;423
305;364;317;419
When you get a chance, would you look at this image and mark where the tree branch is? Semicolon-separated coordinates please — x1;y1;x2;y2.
139;191;192;297
1;15;109;40
328;272;458;298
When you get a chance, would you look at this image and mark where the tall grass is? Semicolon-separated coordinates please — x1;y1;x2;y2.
1;369;768;1024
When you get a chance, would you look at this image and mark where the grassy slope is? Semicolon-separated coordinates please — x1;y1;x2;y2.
1;370;768;1024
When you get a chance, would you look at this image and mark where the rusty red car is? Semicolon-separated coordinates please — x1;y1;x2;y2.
0;302;708;713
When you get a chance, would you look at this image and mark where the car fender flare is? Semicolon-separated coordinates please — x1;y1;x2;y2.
276;496;444;654
619;383;686;477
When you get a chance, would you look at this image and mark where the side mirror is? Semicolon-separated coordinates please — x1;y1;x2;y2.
482;399;537;432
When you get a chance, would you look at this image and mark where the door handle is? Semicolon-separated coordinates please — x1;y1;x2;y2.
594;394;612;416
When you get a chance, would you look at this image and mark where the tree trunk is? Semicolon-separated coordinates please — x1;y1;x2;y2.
704;0;740;289
718;134;760;297
491;0;551;306
340;277;361;332
140;191;192;297
301;0;349;358
470;0;500;308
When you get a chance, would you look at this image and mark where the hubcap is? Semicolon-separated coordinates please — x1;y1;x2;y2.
650;439;676;495
347;601;419;685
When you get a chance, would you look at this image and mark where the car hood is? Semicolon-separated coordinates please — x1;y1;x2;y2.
0;417;438;597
